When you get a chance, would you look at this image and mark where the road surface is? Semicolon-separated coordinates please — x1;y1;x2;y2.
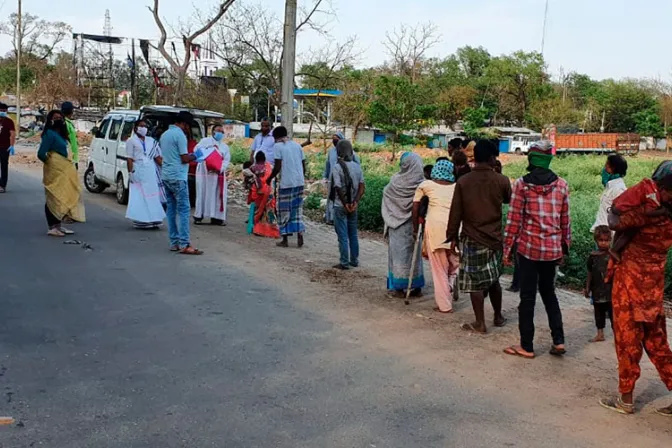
0;166;670;447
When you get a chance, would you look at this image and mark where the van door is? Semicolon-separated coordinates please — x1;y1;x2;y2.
115;115;136;189
103;115;124;182
90;116;112;182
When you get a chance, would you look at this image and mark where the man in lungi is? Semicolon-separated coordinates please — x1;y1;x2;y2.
267;126;306;248
446;140;512;334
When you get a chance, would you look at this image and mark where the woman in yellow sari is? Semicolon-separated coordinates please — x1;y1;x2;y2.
37;110;85;236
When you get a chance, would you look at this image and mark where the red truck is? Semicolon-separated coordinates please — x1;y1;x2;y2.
554;133;640;154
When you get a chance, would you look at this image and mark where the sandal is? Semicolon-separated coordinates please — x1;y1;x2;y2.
503;345;535;359
461;323;487;334
599;397;635;415
59;227;75;235
550;345;567;356
433;307;453;314
180;246;204;255
655;405;672;417
170;246;180;252
47;228;65;237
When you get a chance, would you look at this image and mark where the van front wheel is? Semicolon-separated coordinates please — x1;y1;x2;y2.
116;174;129;205
84;165;107;193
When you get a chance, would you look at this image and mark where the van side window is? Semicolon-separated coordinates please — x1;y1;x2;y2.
120;121;134;142
108;119;123;141
96;118;111;139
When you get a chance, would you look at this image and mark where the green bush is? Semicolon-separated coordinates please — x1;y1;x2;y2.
305;192;322;210
358;174;389;232
228;140;250;165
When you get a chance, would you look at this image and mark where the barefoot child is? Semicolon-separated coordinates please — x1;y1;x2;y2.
584;225;613;342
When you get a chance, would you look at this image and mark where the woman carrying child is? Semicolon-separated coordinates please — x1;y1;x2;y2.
600;160;672;417
246;152;280;239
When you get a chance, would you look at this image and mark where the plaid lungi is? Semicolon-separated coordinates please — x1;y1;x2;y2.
459;236;502;293
277;186;305;236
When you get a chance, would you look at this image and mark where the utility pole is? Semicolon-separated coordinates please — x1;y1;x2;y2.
131;39;137;109
280;0;297;136
541;0;549;55
15;0;22;127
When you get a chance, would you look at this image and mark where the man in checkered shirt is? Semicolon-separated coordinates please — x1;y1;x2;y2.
502;140;571;359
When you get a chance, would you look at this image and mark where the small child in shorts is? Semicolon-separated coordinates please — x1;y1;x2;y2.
584;225;613;342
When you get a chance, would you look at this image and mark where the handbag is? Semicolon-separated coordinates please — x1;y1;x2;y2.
205;148;224;173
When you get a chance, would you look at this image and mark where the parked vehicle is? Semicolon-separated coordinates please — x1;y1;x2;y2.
554;133;639;154
84;106;224;205
513;133;640;155
512;134;542;154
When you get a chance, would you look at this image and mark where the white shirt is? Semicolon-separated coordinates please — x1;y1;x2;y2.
251;133;276;163
275;140;306;189
591;177;627;232
126;135;157;163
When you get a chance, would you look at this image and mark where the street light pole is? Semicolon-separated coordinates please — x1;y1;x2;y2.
280;0;297;136
15;0;22;127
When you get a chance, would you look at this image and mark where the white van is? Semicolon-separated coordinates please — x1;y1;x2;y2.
84;106;224;205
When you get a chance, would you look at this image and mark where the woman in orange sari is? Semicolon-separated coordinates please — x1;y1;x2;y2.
600;160;672;417
247;151;280;238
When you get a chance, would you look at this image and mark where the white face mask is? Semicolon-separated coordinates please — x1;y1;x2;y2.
136;127;148;137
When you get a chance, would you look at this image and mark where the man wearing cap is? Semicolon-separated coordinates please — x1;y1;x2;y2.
502;140;571;359
324;131;360;224
61;102;79;170
0;103;15;193
159;111;204;255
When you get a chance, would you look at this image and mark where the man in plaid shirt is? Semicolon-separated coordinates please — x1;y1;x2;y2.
503;140;571;359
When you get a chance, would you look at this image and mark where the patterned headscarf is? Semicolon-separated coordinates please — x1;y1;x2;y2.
431;159;455;182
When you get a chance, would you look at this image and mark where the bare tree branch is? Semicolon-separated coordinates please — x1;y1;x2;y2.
383;22;441;83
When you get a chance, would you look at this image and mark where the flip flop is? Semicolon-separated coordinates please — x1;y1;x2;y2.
433;307;453;314
599;397;635;415
655;405;672;417
503;346;535;359
461;323;486;334
550;346;567;356
59;227;75;235
180;246;204;255
47;229;65;237
170;246;180;252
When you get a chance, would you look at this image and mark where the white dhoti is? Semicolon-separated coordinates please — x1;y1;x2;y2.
194;162;228;222
125;160;166;228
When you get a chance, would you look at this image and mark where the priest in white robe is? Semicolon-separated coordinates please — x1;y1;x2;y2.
193;124;231;226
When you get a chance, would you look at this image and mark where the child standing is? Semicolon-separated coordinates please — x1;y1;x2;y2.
584;225;614;342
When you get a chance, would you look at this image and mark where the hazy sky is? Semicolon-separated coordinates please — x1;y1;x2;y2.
1;0;669;81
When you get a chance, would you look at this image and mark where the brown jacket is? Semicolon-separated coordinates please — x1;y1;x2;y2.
446;165;512;251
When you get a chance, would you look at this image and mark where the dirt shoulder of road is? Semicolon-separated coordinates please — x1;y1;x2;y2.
11;158;672;447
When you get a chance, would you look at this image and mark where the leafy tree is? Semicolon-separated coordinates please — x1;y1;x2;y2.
369;75;432;158
633;108;665;138
333;69;376;141
462;107;489;139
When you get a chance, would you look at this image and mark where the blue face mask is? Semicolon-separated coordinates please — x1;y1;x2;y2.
214;132;224;142
0;112;7;117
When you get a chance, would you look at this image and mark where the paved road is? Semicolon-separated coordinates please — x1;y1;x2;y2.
0;169;667;447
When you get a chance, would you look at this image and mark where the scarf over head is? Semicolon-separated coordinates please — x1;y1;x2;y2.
336;139;354;162
382;152;425;230
527;140;554;170
334;131;345;141
653;160;672;191
431;159;455;182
